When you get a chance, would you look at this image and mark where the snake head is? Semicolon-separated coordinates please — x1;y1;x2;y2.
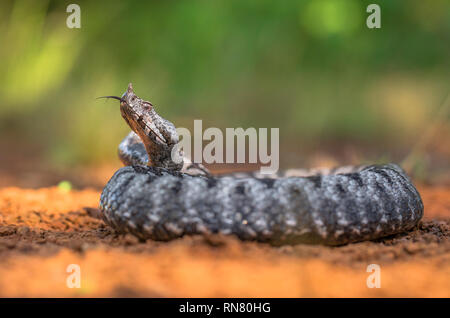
120;83;154;126
120;83;153;112
99;83;184;170
116;83;169;147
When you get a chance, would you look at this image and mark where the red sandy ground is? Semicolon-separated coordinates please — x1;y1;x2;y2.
0;183;448;297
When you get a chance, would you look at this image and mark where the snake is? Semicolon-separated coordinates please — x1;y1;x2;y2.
99;83;424;245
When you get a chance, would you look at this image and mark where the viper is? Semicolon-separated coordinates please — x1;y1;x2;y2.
98;83;423;245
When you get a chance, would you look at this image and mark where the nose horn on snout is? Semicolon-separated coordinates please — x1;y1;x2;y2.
121;83;134;99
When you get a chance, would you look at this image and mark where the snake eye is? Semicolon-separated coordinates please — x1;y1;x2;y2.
143;102;152;111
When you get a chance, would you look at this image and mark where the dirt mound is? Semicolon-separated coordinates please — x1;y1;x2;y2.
0;186;449;297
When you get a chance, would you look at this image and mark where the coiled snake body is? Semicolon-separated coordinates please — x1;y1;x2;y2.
99;84;424;245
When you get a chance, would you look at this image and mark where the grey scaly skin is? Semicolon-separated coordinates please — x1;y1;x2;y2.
99;83;424;245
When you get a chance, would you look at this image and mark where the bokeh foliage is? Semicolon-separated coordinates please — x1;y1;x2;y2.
0;0;448;166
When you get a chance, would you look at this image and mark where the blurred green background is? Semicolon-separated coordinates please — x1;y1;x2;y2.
0;0;448;172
